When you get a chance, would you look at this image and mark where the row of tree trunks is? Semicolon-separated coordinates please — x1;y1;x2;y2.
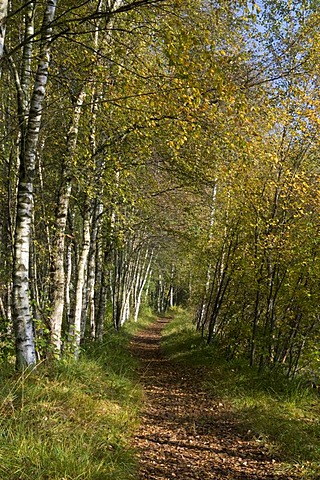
112;236;154;329
50;88;86;354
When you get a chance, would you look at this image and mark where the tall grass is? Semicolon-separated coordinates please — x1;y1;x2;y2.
162;310;320;480
0;313;154;480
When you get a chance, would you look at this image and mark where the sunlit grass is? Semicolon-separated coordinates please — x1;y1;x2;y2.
162;310;320;479
0;312;155;480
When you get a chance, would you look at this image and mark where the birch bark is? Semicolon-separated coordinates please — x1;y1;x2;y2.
13;0;58;369
87;202;103;337
133;249;153;322
0;0;8;63
50;88;86;354
72;204;91;357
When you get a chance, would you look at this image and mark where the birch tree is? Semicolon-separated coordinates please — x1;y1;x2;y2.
49;87;86;354
13;0;58;369
1;0;267;367
0;0;7;62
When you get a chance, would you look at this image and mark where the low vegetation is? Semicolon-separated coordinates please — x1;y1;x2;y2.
162;310;320;479
1;308;319;479
0;312;154;480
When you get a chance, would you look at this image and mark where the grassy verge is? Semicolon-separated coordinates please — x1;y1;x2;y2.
0;312;155;480
162;309;320;480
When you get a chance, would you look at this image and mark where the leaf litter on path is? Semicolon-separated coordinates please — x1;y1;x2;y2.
131;319;298;480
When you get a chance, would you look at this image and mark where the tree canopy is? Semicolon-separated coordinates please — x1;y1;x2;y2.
0;0;319;377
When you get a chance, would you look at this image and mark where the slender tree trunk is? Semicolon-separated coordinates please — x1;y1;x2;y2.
206;240;234;344
157;273;165;313
50;88;86;354
65;243;72;321
95;250;108;341
196;264;212;332
196;184;217;331
87;202;103;337
134;249;153;322
72;204;91;356
13;0;57;369
250;288;260;367
20;2;36;118
0;295;5;319
0;0;8;63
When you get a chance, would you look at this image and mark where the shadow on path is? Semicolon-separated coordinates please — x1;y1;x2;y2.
131;318;297;480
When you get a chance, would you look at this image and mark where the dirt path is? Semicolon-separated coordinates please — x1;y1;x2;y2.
131;318;297;480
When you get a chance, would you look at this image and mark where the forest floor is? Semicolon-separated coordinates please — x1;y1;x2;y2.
130;318;298;480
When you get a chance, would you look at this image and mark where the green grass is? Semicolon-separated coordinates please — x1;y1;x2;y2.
0;312;155;480
162;310;320;480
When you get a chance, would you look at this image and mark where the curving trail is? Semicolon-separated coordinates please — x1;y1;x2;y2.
131;318;298;480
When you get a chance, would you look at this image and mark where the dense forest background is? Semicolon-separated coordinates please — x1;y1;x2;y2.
0;0;319;378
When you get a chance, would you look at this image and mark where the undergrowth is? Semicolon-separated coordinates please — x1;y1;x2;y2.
162;309;320;480
0;312;154;480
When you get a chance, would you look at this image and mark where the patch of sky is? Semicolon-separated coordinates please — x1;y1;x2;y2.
235;1;319;89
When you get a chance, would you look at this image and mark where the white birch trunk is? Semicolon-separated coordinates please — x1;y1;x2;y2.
134;249;153;322
13;0;57;369
144;268;152;304
87;202;103;337
6;280;11;322
20;2;35;118
86;22;103;334
50;88;86;354
157;273;163;313
168;263;175;309
0;295;6;319
120;292;130;326
0;0;8;62
72;206;91;357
